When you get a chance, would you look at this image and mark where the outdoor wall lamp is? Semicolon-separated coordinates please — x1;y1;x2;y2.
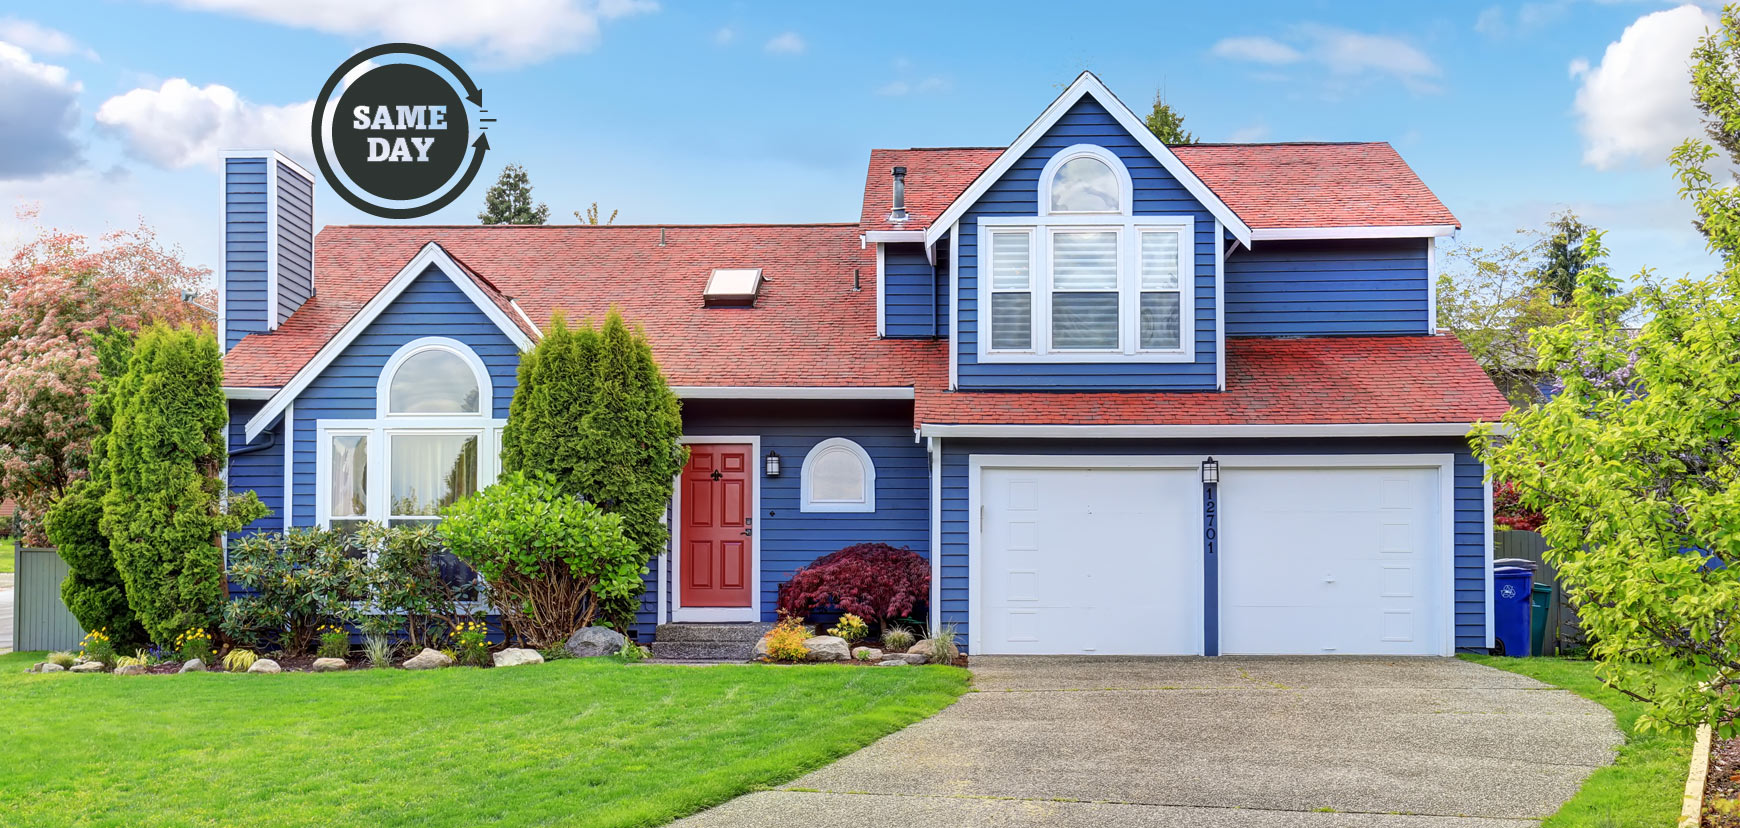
765;451;781;477
1200;457;1220;485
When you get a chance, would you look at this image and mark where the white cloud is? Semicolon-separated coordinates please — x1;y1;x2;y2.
764;31;804;55
158;0;657;67
1210;36;1301;64
1571;4;1717;170
95;79;313;170
1475;1;1572;39
1212;25;1440;93
0;42;82;180
0;17;97;60
713;26;734;45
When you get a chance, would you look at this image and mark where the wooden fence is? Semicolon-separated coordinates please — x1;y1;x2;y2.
14;547;82;652
1492;529;1580;655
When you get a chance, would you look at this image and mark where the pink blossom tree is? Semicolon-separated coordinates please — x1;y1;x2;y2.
0;209;206;541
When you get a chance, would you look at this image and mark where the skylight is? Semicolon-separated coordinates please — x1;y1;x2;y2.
704;268;764;307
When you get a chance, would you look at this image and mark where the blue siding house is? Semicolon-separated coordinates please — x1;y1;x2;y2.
222;73;1506;656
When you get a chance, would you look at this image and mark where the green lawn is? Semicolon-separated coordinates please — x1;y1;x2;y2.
0;650;968;828
1462;654;1693;828
0;538;13;574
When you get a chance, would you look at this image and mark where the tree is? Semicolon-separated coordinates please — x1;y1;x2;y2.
1436;227;1579;403
500;310;686;629
43;330;146;647
573;203;618;225
0;215;205;541
1476;16;1740;731
1534;211;1601;306
1692;6;1740;170
1145;91;1196;145
478;163;550;225
101;324;266;645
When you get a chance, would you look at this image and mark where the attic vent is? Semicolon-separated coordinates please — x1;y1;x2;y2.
704;268;764;307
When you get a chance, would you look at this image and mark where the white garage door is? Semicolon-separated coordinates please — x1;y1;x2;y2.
978;467;1200;655
1219;467;1445;656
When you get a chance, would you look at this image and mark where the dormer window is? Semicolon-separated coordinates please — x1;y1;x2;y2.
977;144;1193;363
704;268;764;307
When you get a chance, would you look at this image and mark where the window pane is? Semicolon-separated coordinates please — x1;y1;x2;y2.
1051;231;1118;290
1052;292;1120;350
989;232;1031;290
1141;292;1183;349
329;435;368;517
1050;156;1119;213
390;434;478;517
990;293;1032;350
810;448;866;502
1141;232;1181;290
330;518;370;559
389;349;480;414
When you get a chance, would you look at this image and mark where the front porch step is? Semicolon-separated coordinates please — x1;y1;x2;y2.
651;623;773;661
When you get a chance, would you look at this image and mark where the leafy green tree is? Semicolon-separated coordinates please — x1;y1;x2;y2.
501;310;685;629
1692;5;1740;169
573;203;618;225
1145;91;1196;145
478;163;550;225
1534;211;1601;306
43;330;146;647
100;324;266;645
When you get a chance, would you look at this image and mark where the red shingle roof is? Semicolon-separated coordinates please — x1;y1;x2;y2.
858;142;1457;234
222;225;946;390
915;335;1507;427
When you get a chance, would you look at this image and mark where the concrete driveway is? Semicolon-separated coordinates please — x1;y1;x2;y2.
675;656;1620;827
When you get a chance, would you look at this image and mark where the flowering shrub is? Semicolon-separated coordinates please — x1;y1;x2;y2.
763;617;811;663
1492;480;1545;532
172;628;213;663
316;624;350;660
827;613;869;643
79;628;115;667
776;543;930;629
452;620;490;667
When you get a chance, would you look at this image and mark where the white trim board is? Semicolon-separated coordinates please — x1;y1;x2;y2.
875;242;886;337
920;422;1493;439
244;242;535;442
1250;224;1457;242
923;72;1253;252
224;386;278;400
265;160;280;332
670;436;763;623
927;435;942;635
1214;219;1227;391
863;230;924;244
671;385;914;400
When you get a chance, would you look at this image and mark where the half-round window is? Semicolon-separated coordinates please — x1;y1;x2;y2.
388;346;481;414
1049;155;1120;213
801;438;875;513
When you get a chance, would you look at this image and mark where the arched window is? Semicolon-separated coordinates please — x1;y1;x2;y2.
800;438;875;513
386;344;482;414
1040;144;1131;215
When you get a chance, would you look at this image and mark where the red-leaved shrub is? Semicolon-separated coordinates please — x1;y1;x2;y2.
776;543;929;628
1493;480;1545;532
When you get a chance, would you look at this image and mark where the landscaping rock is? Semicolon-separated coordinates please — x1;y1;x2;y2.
402;648;453;670
247;659;282;674
876;659;908;667
312;658;347;673
803;635;851;662
492;648;544;667
70;661;105;673
909;639;960;662
32;662;65;673
114;664;147;676
179;659;206;673
753;635;772;660
852;647;883;662
564;626;627;658
896;652;929;665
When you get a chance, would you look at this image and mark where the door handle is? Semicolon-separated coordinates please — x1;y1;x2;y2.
742;517;753;537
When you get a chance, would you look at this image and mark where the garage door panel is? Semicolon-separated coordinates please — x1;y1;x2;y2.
980;467;1199;655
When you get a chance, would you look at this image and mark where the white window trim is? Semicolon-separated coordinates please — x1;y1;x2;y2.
800;437;876;513
314;418;507;530
377;336;492;418
977;214;1196;363
1039;144;1133;217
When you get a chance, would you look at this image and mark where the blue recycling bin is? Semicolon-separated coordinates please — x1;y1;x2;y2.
1493;565;1534;657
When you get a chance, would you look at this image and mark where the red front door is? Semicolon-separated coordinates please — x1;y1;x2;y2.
680;443;754;608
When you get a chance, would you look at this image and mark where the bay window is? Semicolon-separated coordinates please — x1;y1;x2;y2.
978;143;1195;362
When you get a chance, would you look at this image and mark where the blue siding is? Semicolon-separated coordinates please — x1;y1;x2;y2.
956;96;1219;390
288;265;520;528
934;235;950;332
275;161;315;325
638;403;931;641
1225;239;1430;336
226;398;284;537
938;437;1489;652
224;157;269;350
882;242;939;338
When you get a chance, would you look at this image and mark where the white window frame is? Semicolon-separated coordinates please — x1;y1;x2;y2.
975;144;1195;364
800;437;876;513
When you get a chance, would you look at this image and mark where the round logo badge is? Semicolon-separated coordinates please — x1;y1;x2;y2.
1499;584;1517;600
311;44;492;218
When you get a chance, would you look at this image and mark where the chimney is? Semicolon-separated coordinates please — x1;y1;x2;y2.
889;166;908;223
219;150;316;351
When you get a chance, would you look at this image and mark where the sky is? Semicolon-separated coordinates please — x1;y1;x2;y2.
0;0;1729;287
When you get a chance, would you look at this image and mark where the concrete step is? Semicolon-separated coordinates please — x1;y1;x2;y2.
650;639;759;662
654;622;773;644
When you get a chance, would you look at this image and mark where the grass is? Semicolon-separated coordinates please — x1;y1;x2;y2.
1461;654;1694;828
0;537;13;574
0;650;968;827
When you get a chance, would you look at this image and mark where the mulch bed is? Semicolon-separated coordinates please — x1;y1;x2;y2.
1705;734;1740;826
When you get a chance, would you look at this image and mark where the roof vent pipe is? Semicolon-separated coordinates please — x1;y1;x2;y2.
659;227;667;247
889;166;908;223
